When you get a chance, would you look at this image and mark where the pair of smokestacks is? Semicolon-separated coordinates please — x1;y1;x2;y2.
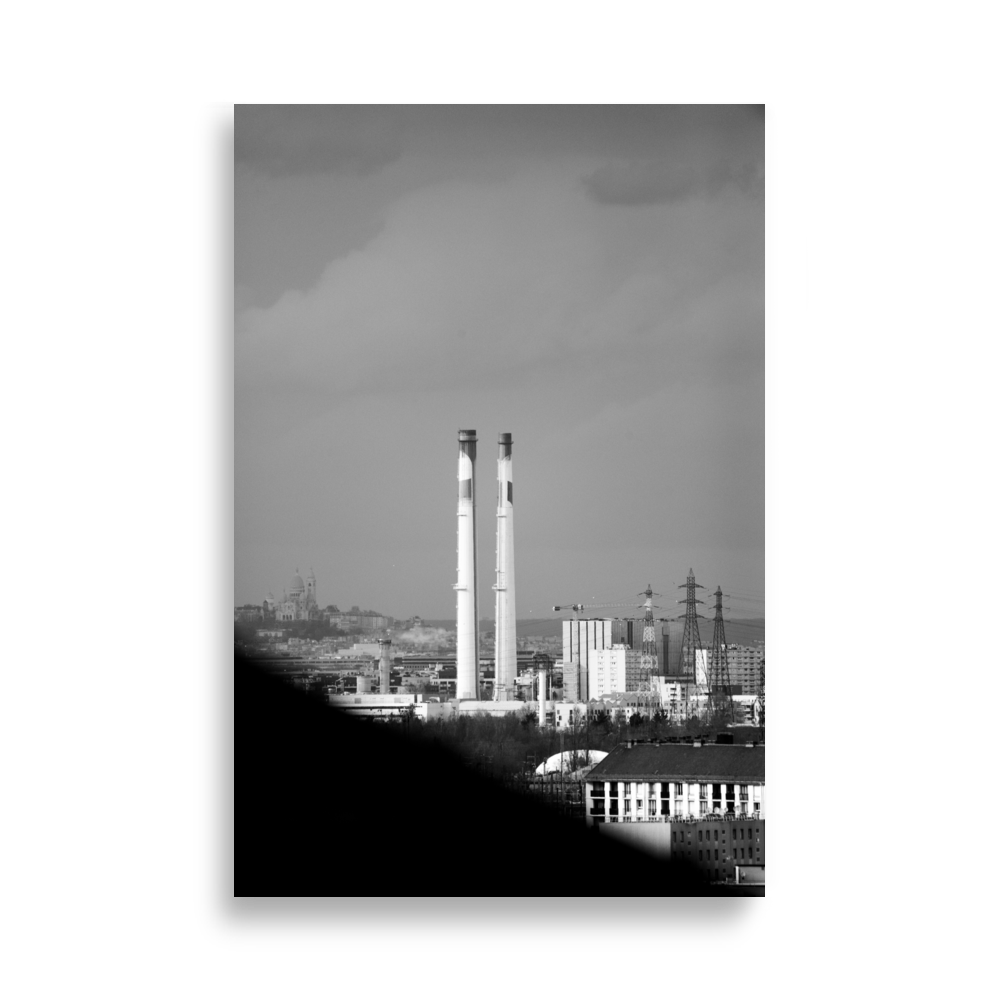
454;430;516;701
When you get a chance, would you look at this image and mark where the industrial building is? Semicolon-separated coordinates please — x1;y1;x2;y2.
455;700;534;719
583;739;765;881
328;691;454;722
328;691;540;722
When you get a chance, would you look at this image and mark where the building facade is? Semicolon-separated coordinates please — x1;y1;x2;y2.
326;605;391;630
328;692;452;722
722;643;765;695
589;645;651;699
612;619;671;674
583;740;765;880
585;742;765;822
561;619;614;702
650;676;702;720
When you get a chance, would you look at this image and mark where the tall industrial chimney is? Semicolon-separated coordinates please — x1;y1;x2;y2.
493;432;516;701
454;429;479;700
537;663;548;729
379;637;392;694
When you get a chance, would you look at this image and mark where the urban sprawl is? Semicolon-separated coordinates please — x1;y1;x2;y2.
236;431;764;887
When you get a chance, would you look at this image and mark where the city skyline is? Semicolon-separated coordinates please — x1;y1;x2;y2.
236;106;764;620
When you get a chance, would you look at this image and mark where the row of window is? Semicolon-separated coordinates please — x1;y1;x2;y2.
673;827;762;842
591;816;765;845
593;782;758;798
614;799;660;814
697;847;758;862
691;827;760;843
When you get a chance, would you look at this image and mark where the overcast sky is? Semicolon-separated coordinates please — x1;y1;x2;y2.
235;106;764;621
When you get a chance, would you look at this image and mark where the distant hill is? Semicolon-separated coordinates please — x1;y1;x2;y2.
418;619;562;637
511;618;564;638
518;617;765;645
715;618;765;647
417;617;764;646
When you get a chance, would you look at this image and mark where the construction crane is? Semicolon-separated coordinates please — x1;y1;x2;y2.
551;600;643;620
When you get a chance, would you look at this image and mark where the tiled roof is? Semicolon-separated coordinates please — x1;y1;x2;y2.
586;742;764;782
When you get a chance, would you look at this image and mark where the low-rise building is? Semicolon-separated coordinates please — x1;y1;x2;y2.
328;692;452;722
327;606;392;631
732;693;762;724
455;700;533;718
553;702;588;729
651;676;702;719
583;739;765;882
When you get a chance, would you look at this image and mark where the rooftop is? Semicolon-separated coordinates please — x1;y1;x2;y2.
586;741;765;782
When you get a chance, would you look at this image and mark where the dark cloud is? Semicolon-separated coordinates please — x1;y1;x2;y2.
584;155;764;205
235;104;765;181
235;105;404;176
234;106;763;614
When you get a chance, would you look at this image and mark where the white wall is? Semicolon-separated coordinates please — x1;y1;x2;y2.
597;821;674;858
585;779;766;824
589;646;639;698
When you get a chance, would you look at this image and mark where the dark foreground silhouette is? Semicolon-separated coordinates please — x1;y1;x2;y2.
235;655;760;896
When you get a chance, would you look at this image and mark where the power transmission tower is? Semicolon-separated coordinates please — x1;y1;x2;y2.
638;584;660;677
677;568;705;698
756;658;765;740
709;586;734;722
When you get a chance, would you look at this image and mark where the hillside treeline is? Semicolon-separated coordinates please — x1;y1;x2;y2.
398;708;761;783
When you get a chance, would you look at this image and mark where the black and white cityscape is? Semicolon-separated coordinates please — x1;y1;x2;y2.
235;105;764;895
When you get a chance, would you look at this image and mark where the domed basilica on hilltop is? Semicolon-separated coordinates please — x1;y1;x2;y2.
262;568;320;622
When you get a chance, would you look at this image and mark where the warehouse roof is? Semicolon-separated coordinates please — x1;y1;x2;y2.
586;741;765;782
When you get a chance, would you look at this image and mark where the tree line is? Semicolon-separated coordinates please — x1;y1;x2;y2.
396;706;761;784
